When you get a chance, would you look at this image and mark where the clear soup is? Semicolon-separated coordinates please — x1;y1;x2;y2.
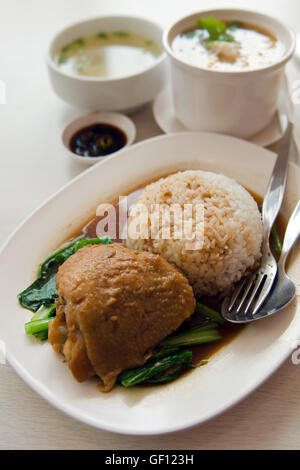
55;31;162;79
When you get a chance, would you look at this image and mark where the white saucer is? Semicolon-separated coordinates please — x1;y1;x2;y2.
153;77;291;147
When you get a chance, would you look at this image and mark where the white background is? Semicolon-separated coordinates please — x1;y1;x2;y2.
0;0;300;449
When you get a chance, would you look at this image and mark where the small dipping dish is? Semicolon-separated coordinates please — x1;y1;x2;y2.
62;111;136;165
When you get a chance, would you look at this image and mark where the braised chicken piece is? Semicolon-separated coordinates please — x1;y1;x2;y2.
49;243;195;392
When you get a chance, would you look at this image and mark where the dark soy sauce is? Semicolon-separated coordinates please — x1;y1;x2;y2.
70;123;127;158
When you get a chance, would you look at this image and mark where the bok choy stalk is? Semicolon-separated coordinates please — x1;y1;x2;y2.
118;321;222;388
24;304;56;341
161;322;222;348
195;302;225;324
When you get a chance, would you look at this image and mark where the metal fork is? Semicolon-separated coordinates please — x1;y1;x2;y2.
222;121;293;321
278;75;299;166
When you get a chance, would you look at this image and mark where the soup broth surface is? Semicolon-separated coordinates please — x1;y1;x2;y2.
56;31;162;78
172;21;285;71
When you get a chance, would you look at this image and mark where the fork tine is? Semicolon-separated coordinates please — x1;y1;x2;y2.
228;278;246;310
235;273;257;313
243;273;267;314
252;273;277;315
222;249;277;321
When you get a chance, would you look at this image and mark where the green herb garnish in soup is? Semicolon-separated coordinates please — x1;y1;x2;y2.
56;31;162;78
173;16;285;71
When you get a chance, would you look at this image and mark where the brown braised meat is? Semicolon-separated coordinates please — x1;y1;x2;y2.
49;243;195;392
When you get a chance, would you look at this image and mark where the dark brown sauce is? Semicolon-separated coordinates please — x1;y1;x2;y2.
70;123;127;158
63;186;287;366
191;321;245;364
84;202;123;243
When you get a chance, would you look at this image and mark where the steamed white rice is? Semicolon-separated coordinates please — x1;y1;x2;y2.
126;170;263;296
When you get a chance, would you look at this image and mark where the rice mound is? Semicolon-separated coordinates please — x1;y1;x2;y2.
126;170;263;296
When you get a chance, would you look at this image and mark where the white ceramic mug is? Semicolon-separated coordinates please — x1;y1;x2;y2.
163;9;296;139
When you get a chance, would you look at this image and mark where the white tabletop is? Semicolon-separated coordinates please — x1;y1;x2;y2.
1;0;300;450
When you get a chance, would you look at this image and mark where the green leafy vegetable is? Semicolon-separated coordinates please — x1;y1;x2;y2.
118;315;222;387
161;323;222;348
197;16;227;40
196;16;238;49
118;350;193;387
74;38;84;47
195;302;225;324
20;235;112;340
24;304;56;340
58;38;85;64
97;32;108;39
38;234;112;279
37;233;86;279
113;31;129;38
148;360;208;384
18;235;112;312
20;227;226;389
18;233;84;311
61;45;70;53
18;274;58;312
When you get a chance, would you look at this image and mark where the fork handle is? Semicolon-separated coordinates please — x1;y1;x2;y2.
279;199;300;270
262;122;293;240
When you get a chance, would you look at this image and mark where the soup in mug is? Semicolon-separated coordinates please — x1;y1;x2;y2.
172;17;285;72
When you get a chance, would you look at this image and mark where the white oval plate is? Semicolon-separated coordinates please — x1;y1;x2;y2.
1;132;299;435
